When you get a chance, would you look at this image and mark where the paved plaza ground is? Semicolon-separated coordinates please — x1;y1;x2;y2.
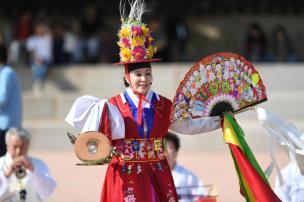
22;64;301;201
31;150;288;202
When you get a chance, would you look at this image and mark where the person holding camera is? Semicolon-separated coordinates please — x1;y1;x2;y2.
0;127;56;202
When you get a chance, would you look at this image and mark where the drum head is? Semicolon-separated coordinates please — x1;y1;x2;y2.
74;131;111;164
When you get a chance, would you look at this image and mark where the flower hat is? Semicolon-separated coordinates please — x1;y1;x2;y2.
115;0;160;66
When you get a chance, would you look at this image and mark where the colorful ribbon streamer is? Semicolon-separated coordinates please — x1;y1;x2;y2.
222;113;281;202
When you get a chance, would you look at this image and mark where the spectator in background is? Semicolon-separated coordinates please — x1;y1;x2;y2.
52;24;67;65
79;5;102;63
0;45;22;156
99;29;117;63
269;25;296;62
63;22;78;64
26;23;52;96
9;10;33;65
167;17;189;61
149;17;169;61
245;22;267;62
0;127;56;202
165;132;208;202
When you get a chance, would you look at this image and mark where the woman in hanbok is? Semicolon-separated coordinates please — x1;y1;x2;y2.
65;1;220;201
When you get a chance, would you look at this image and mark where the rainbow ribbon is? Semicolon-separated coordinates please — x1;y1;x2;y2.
223;113;281;202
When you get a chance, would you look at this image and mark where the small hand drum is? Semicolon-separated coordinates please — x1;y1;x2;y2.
68;131;116;165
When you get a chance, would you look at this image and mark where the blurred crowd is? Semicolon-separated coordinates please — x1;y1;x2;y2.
0;6;116;66
0;6;193;67
245;22;297;62
0;5;299;69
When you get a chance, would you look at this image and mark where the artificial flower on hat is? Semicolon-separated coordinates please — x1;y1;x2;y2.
116;0;158;64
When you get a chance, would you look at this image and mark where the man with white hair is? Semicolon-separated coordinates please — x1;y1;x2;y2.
0;128;56;202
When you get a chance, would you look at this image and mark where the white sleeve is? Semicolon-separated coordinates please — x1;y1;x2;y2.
30;159;57;200
108;102;125;140
0;170;11;200
65;95;104;131
274;175;289;202
169;116;221;135
65;95;125;139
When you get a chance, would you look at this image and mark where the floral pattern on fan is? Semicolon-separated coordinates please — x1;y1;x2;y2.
171;52;267;121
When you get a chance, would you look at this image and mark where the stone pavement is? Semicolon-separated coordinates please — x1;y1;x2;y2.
30;150;289;202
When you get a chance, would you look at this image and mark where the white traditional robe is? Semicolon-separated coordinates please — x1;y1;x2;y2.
0;154;57;202
275;162;304;202
172;164;207;202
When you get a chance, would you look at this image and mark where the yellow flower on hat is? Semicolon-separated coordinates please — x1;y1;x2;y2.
131;36;144;47
146;45;156;59
141;26;149;37
148;36;154;43
119;27;131;38
120;47;132;62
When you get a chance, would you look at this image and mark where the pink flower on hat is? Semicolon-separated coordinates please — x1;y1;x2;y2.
120;38;130;48
132;26;143;36
132;46;146;60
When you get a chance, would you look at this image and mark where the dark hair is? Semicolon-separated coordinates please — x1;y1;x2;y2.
125;62;151;73
0;45;7;63
123;77;129;87
165;132;180;152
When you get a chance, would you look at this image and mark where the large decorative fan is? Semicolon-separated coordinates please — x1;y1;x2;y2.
171;52;267;121
171;53;281;201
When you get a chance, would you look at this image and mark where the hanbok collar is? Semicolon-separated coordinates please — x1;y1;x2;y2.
122;87;159;108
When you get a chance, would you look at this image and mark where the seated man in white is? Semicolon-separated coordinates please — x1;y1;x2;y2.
165;132;208;202
0;127;57;202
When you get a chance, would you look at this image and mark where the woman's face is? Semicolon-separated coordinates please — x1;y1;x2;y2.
126;67;153;95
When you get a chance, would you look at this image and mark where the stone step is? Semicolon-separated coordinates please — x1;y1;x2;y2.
18;63;304;96
19;63;304;152
19;64;304;120
22;90;304;120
